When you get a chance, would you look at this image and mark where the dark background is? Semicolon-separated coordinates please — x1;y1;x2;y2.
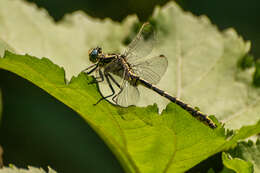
0;0;259;172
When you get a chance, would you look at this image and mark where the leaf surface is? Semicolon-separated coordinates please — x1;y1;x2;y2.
227;138;260;173
221;152;253;173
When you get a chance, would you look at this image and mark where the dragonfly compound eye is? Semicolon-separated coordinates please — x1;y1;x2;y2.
89;48;99;62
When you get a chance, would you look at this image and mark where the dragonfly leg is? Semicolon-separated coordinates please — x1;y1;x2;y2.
111;70;126;104
106;73;120;88
112;88;123;104
82;64;99;84
96;69;104;82
112;79;126;104
94;73;117;105
81;63;98;74
104;73;122;104
88;69;104;84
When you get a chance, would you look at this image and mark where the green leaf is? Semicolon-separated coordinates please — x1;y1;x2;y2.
222;152;253;173
223;121;260;149
0;51;223;173
0;165;56;173
1;0;260;172
0;51;259;173
227;139;260;173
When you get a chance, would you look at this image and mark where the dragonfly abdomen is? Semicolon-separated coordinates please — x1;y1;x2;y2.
138;78;217;129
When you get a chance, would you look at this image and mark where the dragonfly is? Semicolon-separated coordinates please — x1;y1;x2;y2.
83;23;217;129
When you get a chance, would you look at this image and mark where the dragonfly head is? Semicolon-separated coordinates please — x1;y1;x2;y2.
89;47;102;63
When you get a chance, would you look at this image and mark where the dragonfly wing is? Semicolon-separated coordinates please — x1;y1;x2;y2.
104;61;140;107
124;23;156;64
131;55;168;84
115;80;140;107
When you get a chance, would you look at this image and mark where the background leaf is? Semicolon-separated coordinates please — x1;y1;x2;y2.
227;138;260;173
0;39;14;57
0;165;56;173
221;152;253;173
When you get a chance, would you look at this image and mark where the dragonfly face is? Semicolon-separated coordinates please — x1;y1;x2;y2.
88;47;103;63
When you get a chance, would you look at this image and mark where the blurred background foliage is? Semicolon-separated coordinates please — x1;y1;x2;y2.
0;0;259;172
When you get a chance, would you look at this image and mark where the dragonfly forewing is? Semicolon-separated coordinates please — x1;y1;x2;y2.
124;23;156;64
